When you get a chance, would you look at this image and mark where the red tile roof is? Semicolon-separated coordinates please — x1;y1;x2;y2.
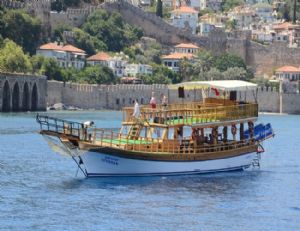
172;6;198;14
162;53;195;60
38;43;86;54
273;22;294;30
39;42;64;51
87;52;111;61
276;65;300;73
175;43;200;49
61;44;85;54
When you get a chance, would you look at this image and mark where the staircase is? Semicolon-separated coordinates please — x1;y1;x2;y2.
128;124;141;140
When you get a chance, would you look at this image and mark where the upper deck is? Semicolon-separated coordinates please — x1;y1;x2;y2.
122;98;258;127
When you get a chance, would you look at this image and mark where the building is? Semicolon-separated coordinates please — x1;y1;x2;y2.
253;3;274;23
87;52;127;77
86;52;111;66
162;53;195;72
174;43;200;53
199;0;223;11
198;22;216;36
170;6;198;34
275;66;300;81
273;22;300;46
36;43;86;70
125;64;153;77
108;56;127;77
227;6;256;30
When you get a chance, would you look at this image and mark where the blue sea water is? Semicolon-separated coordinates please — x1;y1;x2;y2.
0;111;299;231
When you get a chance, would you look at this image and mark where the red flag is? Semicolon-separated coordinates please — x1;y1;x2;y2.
211;87;219;96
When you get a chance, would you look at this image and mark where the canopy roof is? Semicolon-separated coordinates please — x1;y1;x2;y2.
171;80;257;91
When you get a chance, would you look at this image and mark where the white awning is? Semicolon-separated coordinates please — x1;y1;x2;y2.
170;80;257;91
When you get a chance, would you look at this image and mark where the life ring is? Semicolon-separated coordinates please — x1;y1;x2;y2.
231;124;237;135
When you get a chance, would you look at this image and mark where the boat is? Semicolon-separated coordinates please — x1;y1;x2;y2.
37;80;274;177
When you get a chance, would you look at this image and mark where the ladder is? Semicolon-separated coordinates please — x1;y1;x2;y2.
128;124;141;140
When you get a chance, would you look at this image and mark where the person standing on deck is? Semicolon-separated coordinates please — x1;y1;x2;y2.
132;99;140;119
150;92;157;109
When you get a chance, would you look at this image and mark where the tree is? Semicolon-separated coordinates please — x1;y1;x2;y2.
156;0;163;18
77;65;117;84
0;9;42;55
223;67;248;80
212;53;246;72
42;58;66;81
82;10;143;52
51;0;81;12
72;28;107;55
0;39;32;73
221;0;244;12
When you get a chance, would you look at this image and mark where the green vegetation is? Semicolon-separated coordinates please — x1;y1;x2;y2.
277;0;300;22
0;39;32;73
156;0;163;18
139;65;181;84
82;10;143;52
75;65;117;84
51;0;81;12
0;8;42;55
176;51;253;82
221;0;244;12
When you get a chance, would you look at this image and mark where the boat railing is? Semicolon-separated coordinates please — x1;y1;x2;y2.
91;128;256;155
36;114;83;139
123;103;258;125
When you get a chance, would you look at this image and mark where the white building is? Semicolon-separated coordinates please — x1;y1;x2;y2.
36;43;86;70
162;53;195;72
170;6;198;34
87;52;127;77
275;66;300;81
199;0;223;11
108;56;127;77
228;6;256;30
253;3;274;23
125;64;153;77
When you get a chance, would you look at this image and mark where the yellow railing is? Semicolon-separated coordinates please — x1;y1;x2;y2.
90;128;255;155
123;101;258;125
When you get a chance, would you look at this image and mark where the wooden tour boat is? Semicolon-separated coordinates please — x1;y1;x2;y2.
37;80;274;177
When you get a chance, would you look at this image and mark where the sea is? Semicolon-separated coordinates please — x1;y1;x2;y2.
0;111;299;231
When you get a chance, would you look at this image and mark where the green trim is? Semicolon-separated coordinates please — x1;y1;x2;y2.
102;138;153;145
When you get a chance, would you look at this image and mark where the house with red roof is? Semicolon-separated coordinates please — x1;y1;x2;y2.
86;52;111;67
36;42;86;70
162;53;195;72
170;6;198;34
275;65;300;81
273;22;300;46
87;52;127;77
174;43;200;54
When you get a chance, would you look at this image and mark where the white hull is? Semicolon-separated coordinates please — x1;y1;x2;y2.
78;151;255;177
43;135;257;177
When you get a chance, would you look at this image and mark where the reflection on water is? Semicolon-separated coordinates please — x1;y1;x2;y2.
0;111;299;231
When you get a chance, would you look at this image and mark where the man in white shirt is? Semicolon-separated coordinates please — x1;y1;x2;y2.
132;99;140;118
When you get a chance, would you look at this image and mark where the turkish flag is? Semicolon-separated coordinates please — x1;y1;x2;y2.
211;87;220;96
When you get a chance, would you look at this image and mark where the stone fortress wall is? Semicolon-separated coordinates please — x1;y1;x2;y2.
0;73;47;112
47;81;300;114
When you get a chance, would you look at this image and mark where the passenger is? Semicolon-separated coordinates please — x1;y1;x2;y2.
132;99;140;119
149;92;157;109
161;94;168;107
